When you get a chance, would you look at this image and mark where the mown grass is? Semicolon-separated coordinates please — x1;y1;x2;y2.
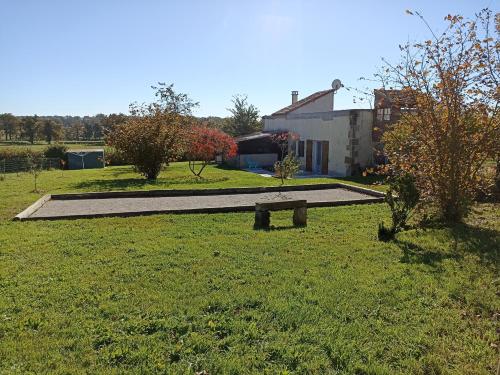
0;164;498;374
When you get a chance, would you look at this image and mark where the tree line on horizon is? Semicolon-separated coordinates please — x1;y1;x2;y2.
0;95;262;144
0;113;126;144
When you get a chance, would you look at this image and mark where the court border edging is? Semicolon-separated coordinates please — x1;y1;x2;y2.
14;183;385;221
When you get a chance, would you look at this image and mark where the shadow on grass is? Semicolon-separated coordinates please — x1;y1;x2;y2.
71;176;230;191
254;225;303;231
213;164;241;172
107;166;135;177
337;174;385;186
396;223;499;269
396;239;460;267
451;223;499;267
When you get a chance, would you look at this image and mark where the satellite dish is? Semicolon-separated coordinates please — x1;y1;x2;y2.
331;79;342;91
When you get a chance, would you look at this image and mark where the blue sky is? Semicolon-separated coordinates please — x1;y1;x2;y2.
0;0;496;117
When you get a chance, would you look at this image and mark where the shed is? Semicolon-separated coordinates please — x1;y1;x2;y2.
229;132;282;169
66;149;105;170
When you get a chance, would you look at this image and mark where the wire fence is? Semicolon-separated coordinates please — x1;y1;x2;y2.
0;157;63;176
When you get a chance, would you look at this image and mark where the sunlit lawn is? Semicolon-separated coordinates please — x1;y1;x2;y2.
0;164;497;374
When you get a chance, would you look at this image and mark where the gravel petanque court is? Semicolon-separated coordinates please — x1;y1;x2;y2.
17;184;385;220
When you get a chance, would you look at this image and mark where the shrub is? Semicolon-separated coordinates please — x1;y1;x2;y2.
475;162;500;202
104;146;129;166
43;144;67;159
274;154;300;185
185;126;237;177
108;113;186;179
0;148;43;161
107;83;198;180
378;172;420;241
379;10;499;222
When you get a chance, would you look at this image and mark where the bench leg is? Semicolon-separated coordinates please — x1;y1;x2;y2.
254;209;270;229
293;207;307;227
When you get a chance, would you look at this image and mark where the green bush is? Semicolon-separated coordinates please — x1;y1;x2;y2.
274;154;300;184
0;148;43;161
43;144;68;159
104;146;129;166
378;172;420;241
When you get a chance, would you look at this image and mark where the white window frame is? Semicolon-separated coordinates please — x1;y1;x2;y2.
377;108;391;121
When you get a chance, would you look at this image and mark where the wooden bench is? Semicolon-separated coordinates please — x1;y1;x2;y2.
254;199;307;229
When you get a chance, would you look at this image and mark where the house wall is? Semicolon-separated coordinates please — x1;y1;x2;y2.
264;109;373;176
289;92;333;115
373;89;417;163
355;110;374;168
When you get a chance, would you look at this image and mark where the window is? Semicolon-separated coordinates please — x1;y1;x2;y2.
297;140;304;157
377;108;391;121
376;108;383;121
384;108;391;120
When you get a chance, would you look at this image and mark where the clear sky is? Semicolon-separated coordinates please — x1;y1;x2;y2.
0;0;496;117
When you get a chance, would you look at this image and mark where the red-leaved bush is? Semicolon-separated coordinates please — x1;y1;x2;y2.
186;126;237;177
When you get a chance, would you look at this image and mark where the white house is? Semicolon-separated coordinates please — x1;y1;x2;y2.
262;85;374;176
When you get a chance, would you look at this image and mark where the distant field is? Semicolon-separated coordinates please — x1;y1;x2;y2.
0;163;497;374
0;140;104;151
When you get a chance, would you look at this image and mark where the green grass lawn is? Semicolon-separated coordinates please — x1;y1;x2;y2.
0;164;498;374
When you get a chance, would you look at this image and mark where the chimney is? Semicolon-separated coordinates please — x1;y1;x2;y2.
291;91;298;104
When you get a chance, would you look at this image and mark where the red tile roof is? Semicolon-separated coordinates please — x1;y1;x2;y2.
271;89;334;116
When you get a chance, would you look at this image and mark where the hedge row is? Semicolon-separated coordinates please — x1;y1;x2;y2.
0;148;44;160
0;144;68;161
0;145;131;167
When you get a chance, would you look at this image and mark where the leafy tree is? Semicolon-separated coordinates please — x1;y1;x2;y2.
21;115;39;144
227;95;262;136
101;113;127;136
83;115;104;140
148;82;199;116
379;9;499;222
0;113;19;140
108;83;197;180
197;116;233;133
68;120;85;141
185;126;237;177
41;119;64;144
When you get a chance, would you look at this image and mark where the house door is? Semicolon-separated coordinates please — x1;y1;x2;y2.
321;141;329;175
305;140;313;171
314;141;322;173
